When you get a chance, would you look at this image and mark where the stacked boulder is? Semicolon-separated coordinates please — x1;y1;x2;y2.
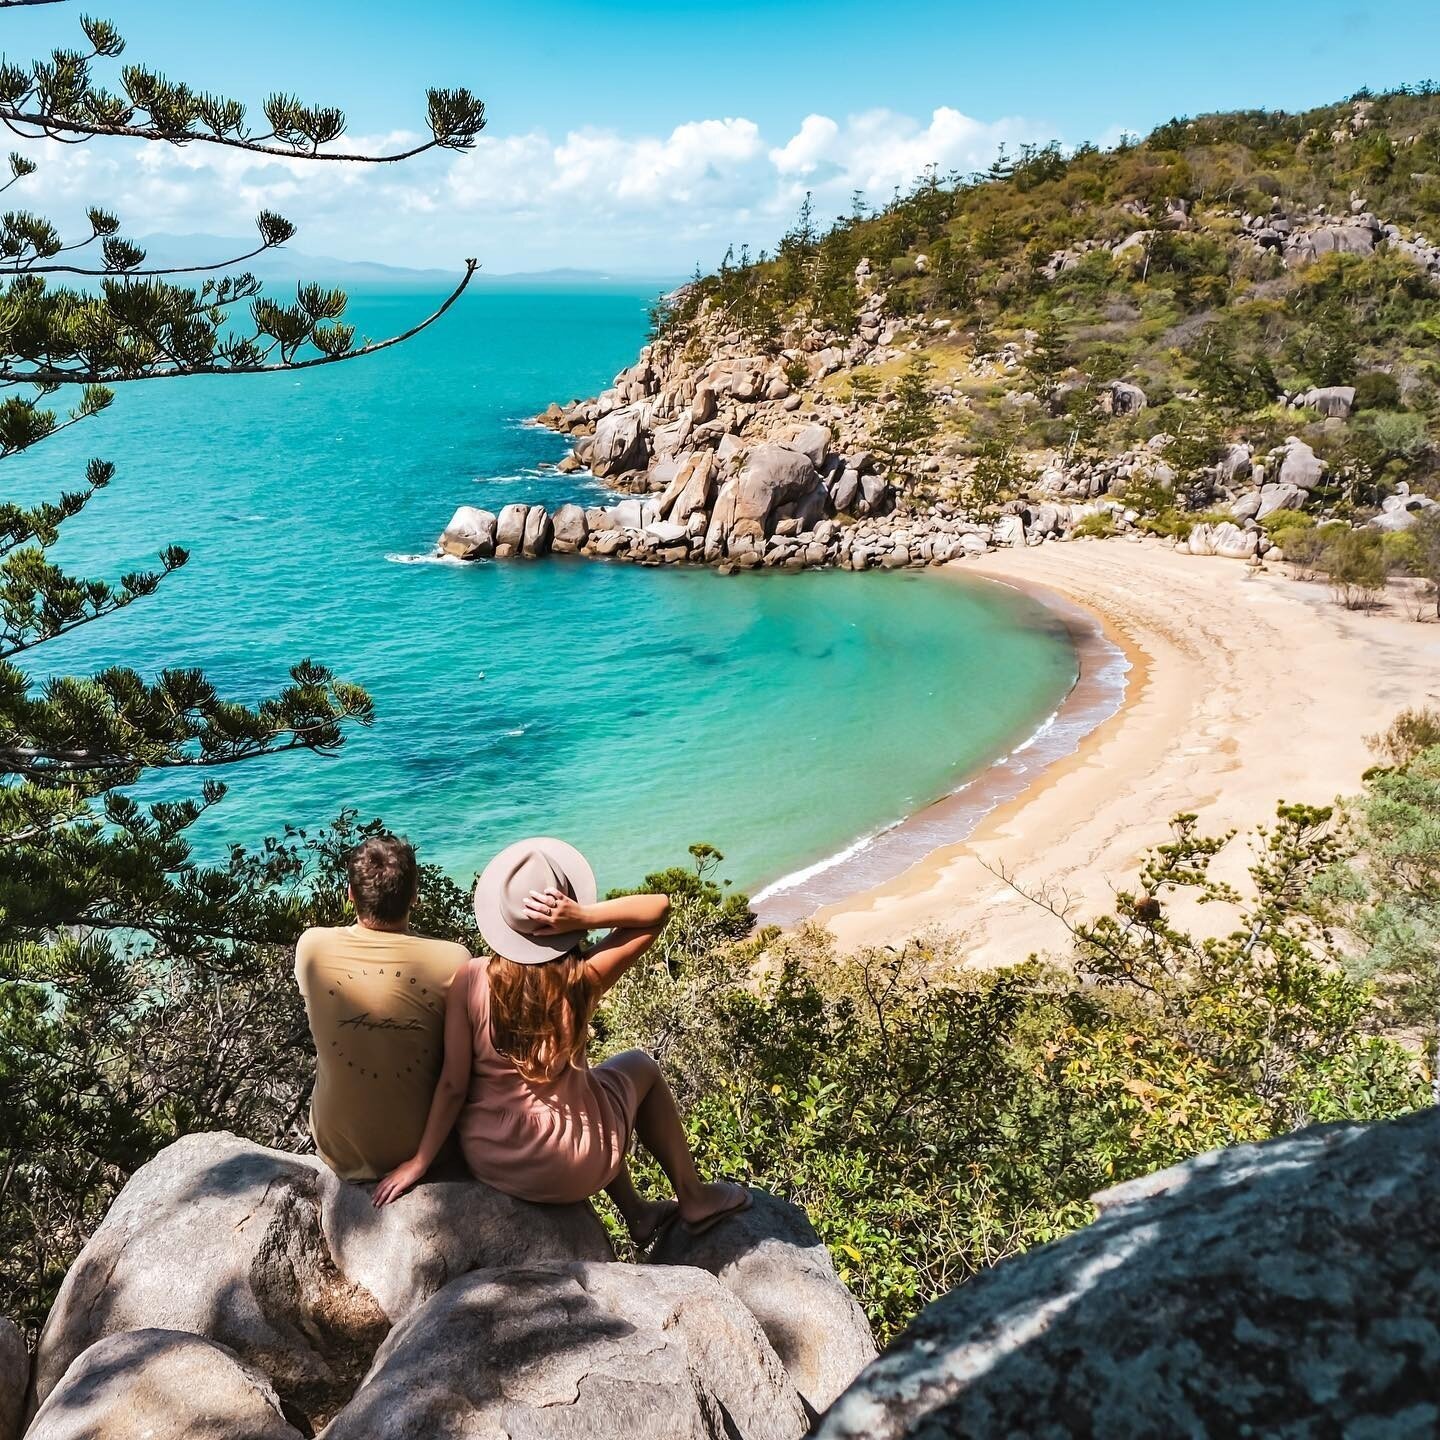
19;1132;876;1440
437;422;900;572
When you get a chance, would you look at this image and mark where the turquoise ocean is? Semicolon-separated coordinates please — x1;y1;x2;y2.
13;281;1086;904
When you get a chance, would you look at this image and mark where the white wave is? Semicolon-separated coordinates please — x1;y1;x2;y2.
502;726;527;738
384;551;467;566
1010;708;1060;755
751;819;903;905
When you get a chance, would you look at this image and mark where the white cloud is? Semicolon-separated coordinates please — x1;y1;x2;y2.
8;105;1069;273
770;114;840;176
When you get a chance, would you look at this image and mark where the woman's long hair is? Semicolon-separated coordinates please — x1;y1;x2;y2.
487;950;593;1084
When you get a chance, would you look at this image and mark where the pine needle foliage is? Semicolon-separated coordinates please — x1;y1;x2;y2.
0;5;483;1333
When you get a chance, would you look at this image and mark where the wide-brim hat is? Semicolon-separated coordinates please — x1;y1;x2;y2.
473;836;597;964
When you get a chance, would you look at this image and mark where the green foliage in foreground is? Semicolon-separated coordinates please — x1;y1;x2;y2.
598;800;1430;1341
0;5;482;1338
3;772;1432;1343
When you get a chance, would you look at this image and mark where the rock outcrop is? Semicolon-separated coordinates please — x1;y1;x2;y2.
26;1331;302;1440
29;1134;872;1439
34;1133;611;1431
426;191;1437;575
815;1107;1440;1439
649;1190;877;1417
327;1262;809;1440
437;504;496;559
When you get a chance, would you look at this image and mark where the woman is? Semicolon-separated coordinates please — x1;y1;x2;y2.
372;836;749;1244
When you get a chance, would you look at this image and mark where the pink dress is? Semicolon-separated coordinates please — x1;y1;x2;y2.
455;958;640;1204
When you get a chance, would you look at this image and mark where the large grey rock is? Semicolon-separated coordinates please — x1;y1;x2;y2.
606;496;647;531
786;423;833;468
1277;437;1327;491
437;505;496;560
1255;481;1307;520
34;1133;610;1432
327;1262;809;1440
1216;441;1253;483
590;406;649;478
992;514;1025;548
550;503;589;553
495;502;529;553
816;1108;1440;1439
1104;380;1147;417
650;1192;876;1417
1187;520;1258;559
857;472;891;517
1230;489;1262;522
732;444;822;542
1;1317;26;1440
1286;224;1376;265
1297;385;1356;419
662;451;718;525
521;504;553;558
26;1330;302;1440
829;467;861;514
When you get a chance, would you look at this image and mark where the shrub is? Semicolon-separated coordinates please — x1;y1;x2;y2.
1261;508;1315;535
1319;527;1391;608
597;803;1425;1341
1072;511;1119;539
1353;370;1403;411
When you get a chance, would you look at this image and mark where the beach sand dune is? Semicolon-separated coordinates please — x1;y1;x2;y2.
817;541;1440;965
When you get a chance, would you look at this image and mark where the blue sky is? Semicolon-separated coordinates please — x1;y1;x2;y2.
4;1;1437;274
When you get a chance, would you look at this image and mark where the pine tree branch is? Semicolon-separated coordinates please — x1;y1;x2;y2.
0;261;478;383
0;110;470;162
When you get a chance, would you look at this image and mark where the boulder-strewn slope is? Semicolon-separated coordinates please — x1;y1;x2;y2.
437;88;1440;580
23;1133;875;1439
815;1106;1440;1438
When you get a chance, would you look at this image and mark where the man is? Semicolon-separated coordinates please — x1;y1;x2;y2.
295;834;471;1181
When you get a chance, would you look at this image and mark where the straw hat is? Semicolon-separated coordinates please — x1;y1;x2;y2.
473;837;597;964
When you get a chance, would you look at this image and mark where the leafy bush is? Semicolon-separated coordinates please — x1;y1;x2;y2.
1353;370;1403;411
597;802;1426;1340
1071;511;1119;539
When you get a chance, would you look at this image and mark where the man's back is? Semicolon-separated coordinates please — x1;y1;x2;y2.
295;924;470;1180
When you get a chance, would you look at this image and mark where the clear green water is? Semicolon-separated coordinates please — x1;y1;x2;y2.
13;282;1078;896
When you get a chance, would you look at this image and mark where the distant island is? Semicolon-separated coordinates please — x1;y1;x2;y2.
136;233;682;288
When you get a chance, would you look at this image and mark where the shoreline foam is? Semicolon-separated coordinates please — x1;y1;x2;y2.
808;541;1440;965
753;575;1130;924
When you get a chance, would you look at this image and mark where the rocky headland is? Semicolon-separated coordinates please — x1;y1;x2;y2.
432;153;1438;578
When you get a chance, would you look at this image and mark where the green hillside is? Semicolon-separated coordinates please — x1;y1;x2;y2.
657;85;1440;523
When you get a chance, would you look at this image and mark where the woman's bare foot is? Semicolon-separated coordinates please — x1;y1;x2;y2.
678;1180;751;1233
628;1197;680;1249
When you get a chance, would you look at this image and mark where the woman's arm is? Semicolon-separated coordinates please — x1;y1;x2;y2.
524;889;671;999
373;963;475;1206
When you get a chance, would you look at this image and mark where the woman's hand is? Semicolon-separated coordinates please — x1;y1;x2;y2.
524;888;589;935
372;1155;428;1207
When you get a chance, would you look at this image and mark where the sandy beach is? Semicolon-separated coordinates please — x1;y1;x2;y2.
816;540;1440;965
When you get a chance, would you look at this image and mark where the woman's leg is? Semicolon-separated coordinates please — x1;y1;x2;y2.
603;1162;677;1246
597;1050;748;1226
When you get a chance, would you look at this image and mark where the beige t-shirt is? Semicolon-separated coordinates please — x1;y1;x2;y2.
295;924;470;1181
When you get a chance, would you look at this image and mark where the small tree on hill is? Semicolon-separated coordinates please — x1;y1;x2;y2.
875;355;939;486
1024;312;1069;399
0;5;484;1332
964;413;1028;518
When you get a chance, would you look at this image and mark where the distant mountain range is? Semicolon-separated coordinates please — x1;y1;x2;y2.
132;235;676;288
